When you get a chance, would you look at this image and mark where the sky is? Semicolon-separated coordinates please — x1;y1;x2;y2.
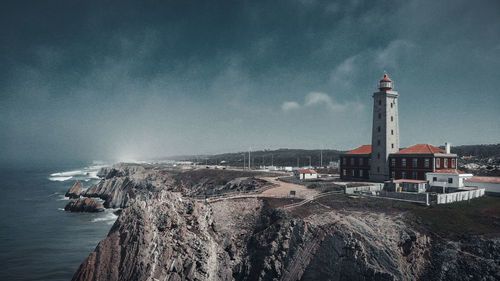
1;0;499;163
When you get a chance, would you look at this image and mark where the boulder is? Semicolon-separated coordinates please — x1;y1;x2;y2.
65;197;105;213
65;181;83;199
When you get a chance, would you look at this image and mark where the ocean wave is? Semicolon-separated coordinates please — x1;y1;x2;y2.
57;195;69;201
92;212;118;225
48;163;108;182
49;176;73;182
57;208;65;211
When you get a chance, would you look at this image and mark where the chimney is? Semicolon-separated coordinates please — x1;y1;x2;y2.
445;142;451;154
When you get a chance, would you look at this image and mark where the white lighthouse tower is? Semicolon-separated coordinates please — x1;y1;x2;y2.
369;74;400;182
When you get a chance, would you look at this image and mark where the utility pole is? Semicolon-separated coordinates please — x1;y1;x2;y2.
271;154;274;167
262;155;265;168
248;148;251;170
243;153;246;170
308;156;311;168
297;157;299;168
320;150;323;168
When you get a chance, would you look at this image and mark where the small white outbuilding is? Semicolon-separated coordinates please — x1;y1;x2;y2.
294;169;318;180
426;169;473;192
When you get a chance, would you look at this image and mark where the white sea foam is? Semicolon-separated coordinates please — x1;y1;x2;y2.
57;208;65;211
50;170;84;177
57;195;69;201
48;163;108;182
49;176;73;182
92;212;118;225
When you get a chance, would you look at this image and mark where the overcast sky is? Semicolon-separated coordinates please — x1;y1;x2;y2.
1;0;499;163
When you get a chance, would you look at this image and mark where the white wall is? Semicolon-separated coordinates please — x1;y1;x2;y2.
426;173;473;189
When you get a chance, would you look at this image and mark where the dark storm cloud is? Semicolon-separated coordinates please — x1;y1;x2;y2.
1;0;499;163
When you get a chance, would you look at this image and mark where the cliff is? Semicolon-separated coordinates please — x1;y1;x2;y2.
72;164;500;281
65;181;82;199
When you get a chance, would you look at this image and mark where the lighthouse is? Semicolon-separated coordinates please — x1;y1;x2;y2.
369;74;400;182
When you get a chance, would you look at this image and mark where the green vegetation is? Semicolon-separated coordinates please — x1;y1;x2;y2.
401;196;500;237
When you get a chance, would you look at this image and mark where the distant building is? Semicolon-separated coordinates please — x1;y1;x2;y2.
464;177;500;195
294;169;318;180
389;144;458;181
340;145;371;180
426;169;473;193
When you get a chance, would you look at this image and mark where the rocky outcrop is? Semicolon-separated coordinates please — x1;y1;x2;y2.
72;164;500;281
65;197;105;213
82;164;173;208
65;181;82;199
72;192;263;281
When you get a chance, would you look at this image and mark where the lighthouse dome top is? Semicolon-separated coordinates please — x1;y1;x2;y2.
378;74;393;90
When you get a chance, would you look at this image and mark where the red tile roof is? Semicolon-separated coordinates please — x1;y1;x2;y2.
430;169;469;175
296;169;317;174
465;177;500;184
380;74;392;82
346;145;372;155
395;144;445;155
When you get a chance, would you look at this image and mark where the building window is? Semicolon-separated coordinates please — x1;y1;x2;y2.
360;170;364;177
379;99;381;105
391;143;394;148
391;116;393;122
391;129;394;135
343;169;346;176
378;113;381;119
342;157;346;165
444;159;448;168
352;170;355;177
412;158;418;168
391;103;393;108
377;153;380;159
433;177;437;182
424;158;430;168
391;171;395;178
412;172;418;179
402;158;407;167
452;159;456;168
391;158;396;167
377;140;380;146
350;158;355;166
377;126;381;132
436;158;440;168
402;171;406;179
359;158;364;165
377;167;380;172
448;178;453;184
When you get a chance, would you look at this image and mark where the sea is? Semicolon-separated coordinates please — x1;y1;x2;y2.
0;161;118;281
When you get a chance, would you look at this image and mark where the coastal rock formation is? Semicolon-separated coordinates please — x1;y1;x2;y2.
72;165;500;281
65;181;82;199
65;197;105;213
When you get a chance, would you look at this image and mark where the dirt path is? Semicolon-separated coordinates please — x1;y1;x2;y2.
205;177;320;203
258;177;320;199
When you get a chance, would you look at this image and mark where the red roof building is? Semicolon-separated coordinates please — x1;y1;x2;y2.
340;145;371;180
389;144;458;180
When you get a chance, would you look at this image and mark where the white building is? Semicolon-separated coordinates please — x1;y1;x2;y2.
294;169;318;180
464;177;500;195
426;169;473;192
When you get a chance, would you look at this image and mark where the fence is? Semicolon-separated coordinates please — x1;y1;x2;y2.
435;188;485;204
344;185;383;194
378;191;429;205
281;190;343;210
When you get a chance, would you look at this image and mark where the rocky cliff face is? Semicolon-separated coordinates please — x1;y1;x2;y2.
72;165;500;281
65;181;82;199
65;197;105;213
